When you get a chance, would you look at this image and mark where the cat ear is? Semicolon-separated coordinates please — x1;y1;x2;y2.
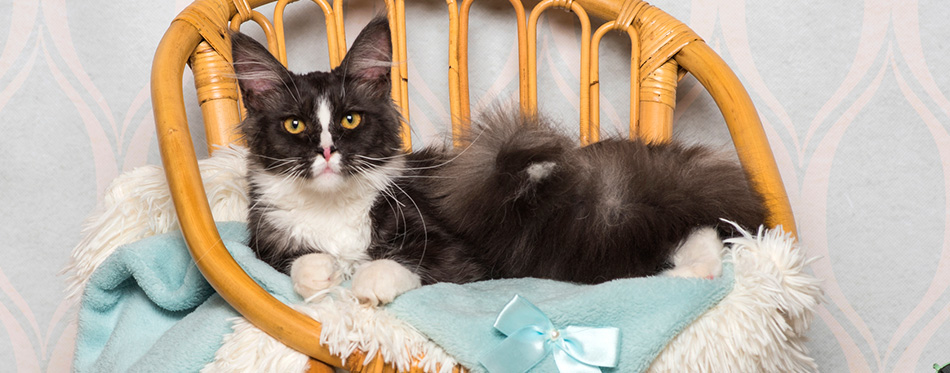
338;17;392;91
230;32;289;111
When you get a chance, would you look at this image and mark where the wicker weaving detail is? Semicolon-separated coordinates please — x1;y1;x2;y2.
628;2;701;83
638;59;677;143
550;0;575;9
175;0;235;63
231;0;253;22
190;42;244;150
640;60;677;109
613;0;642;29
189;41;239;104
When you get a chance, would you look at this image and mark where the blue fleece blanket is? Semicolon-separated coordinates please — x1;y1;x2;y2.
387;266;733;372
74;222;732;372
73;222;301;372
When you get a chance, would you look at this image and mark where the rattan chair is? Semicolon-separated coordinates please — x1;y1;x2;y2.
151;0;797;371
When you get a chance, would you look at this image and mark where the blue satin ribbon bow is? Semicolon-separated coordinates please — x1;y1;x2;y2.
479;295;621;373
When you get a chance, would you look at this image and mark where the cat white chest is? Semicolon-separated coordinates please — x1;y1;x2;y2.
252;172;381;275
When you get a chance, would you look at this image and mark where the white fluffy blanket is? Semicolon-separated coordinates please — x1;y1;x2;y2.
65;146;823;372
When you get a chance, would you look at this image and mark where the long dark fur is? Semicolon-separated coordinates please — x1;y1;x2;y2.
430;110;768;283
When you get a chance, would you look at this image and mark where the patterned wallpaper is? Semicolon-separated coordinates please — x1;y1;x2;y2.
1;0;948;371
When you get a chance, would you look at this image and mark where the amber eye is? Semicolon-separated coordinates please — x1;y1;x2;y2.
341;112;362;129
283;118;306;134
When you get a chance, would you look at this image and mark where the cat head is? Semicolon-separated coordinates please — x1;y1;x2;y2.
231;17;403;193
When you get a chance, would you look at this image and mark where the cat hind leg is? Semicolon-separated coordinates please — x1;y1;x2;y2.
662;227;724;279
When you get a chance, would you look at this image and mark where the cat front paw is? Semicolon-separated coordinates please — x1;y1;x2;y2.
290;253;343;301
351;259;421;306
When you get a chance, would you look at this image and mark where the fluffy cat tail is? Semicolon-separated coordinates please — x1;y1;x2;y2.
469;108;574;195
436;108;574;235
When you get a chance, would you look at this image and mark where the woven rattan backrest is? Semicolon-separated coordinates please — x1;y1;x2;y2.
191;0;686;150
153;0;796;370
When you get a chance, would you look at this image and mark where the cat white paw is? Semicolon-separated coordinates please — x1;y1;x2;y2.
351;259;421;306
290;253;343;301
663;227;723;279
663;262;722;279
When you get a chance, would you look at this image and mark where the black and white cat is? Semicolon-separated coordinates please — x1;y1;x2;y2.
231;18;483;305
231;16;767;306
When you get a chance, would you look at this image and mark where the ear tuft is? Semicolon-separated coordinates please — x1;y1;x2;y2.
230;32;289;111
338;17;393;89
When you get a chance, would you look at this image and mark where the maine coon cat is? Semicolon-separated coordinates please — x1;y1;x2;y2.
232;16;767;306
231;17;483;305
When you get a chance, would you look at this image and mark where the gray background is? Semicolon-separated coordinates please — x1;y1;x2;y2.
1;0;947;371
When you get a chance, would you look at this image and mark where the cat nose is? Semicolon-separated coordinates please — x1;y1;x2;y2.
322;146;337;159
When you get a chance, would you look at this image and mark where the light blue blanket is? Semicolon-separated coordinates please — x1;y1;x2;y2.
74;222;732;372
387;265;733;372
73;222;301;372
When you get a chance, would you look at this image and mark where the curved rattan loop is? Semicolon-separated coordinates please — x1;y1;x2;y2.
155;0;797;371
391;0;412;151
332;0;347;58
381;0;402;114
273;0;292;65
274;0;342;67
527;0;592;145
590;20;639;143
451;0;528;146
229;11;279;55
552;0;574;9
447;0;463;141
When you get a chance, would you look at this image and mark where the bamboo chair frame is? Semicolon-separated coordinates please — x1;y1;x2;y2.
151;0;797;370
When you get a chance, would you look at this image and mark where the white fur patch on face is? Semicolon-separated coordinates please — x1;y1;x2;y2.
309;152;345;190
663;227;724;279
317;97;332;148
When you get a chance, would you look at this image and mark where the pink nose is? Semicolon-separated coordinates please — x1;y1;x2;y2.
323;147;332;160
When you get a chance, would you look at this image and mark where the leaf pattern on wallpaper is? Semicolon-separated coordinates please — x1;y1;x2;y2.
0;1;187;371
707;0;950;371
888;58;950;371
800;49;889;370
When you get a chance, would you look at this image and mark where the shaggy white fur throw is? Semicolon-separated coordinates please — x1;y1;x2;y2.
66;146;823;372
